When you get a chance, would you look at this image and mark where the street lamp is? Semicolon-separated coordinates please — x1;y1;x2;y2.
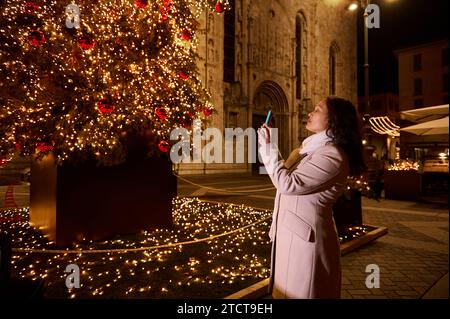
349;0;400;161
347;0;374;164
348;0;372;112
348;2;359;11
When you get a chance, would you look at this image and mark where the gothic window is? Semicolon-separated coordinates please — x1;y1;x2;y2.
224;0;235;83
295;14;303;99
329;42;340;96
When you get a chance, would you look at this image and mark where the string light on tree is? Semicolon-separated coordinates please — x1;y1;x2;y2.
0;0;230;166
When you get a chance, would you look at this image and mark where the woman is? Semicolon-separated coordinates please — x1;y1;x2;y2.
258;96;366;299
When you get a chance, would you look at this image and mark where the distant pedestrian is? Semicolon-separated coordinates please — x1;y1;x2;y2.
373;166;384;201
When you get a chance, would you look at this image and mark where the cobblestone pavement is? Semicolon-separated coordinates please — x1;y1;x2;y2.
340;201;448;299
1;173;448;299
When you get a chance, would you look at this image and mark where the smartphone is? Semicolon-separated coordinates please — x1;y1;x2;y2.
265;109;272;126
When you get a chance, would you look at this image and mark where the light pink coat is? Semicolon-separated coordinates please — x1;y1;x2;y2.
267;144;349;299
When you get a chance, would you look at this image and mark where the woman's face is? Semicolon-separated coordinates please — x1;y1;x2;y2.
306;100;329;133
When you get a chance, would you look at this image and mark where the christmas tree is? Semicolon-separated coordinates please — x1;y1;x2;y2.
0;0;227;166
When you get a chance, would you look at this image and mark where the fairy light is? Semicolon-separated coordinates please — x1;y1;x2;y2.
1;197;272;298
338;225;373;244
387;159;419;171
345;176;371;192
369;116;400;137
0;0;230;166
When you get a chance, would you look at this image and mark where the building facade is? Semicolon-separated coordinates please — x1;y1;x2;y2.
395;39;449;160
395;39;449;110
177;0;358;174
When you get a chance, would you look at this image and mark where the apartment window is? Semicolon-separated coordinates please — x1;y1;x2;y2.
414;98;423;108
413;54;422;71
414;78;423;96
443;48;449;66
223;0;235;83
443;73;449;93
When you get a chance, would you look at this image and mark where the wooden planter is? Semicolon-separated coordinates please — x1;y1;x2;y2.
332;190;363;235
30;153;176;247
384;170;420;200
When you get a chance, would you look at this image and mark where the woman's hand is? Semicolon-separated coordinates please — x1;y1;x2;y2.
258;124;279;174
258;123;271;145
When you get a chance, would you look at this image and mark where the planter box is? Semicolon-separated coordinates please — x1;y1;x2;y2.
30;153;176;247
332;190;363;235
384;170;420;200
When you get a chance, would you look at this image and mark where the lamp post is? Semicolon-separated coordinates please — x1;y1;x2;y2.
362;0;371;113
349;0;376;172
349;0;371;112
350;0;400;163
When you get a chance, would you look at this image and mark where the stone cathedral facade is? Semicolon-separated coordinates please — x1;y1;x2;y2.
176;0;358;174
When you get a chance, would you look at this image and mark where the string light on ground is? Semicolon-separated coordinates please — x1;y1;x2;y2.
1;198;272;298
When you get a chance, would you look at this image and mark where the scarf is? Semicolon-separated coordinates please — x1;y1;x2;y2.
300;130;334;156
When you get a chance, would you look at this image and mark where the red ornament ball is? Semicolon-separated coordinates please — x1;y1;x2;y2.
78;36;95;50
96;98;115;114
135;0;148;8
203;106;213;117
158;140;170;153
178;71;190;80
37;142;54;153
163;0;173;8
160;0;173;20
180;29;192;41
215;1;225;13
25;2;40;13
28;30;45;47
155;107;168;120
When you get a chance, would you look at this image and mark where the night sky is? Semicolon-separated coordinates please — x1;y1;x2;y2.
357;0;449;97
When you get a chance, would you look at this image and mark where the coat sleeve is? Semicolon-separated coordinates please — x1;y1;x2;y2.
258;142;280;189
268;146;346;196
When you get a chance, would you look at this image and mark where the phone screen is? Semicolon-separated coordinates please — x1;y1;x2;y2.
265;110;272;125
